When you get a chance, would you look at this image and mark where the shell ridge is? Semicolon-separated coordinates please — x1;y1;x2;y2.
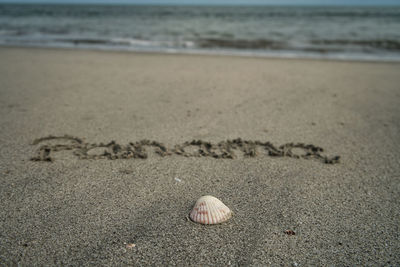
195;203;200;223
206;199;212;224
212;201;220;223
210;201;217;224
203;201;207;224
200;203;204;223
212;200;219;224
211;200;221;223
215;203;223;222
210;200;217;224
205;200;211;224
202;202;206;223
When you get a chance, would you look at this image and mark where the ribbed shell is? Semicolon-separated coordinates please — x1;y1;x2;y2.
189;195;232;225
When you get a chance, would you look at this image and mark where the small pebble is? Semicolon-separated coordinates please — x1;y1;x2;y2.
126;243;136;249
285;229;296;235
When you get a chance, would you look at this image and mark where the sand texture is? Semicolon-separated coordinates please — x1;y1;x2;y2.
0;47;399;266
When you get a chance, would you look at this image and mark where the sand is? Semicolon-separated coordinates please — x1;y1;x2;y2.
0;47;399;266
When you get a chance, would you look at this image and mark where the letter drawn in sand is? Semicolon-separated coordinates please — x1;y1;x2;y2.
30;135;84;162
30;135;340;164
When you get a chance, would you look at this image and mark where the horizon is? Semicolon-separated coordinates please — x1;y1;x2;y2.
0;0;400;6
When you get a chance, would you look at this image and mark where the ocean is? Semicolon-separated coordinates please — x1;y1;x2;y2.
1;4;400;61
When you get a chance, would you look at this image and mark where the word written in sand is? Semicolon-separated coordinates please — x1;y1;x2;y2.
30;135;340;164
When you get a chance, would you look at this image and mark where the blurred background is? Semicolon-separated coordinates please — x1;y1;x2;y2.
0;0;399;61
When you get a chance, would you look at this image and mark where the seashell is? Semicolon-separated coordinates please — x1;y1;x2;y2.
189;195;232;225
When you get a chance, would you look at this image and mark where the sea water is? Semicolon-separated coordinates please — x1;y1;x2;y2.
1;4;400;61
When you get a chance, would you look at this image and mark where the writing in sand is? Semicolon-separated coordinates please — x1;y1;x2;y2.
30;135;340;164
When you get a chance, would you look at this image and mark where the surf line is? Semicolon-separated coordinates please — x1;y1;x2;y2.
30;135;340;164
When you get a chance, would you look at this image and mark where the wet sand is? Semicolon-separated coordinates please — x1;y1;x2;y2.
0;47;399;266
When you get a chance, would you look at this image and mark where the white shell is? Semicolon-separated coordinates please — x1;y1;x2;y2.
189;195;232;224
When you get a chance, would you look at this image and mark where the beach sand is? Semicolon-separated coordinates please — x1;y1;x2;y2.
0;47;399;266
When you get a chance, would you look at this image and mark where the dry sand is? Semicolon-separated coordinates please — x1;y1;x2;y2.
0;47;399;266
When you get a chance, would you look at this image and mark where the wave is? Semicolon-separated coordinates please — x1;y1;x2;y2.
197;38;400;52
2;35;400;55
311;39;400;51
2;30;400;51
197;38;285;49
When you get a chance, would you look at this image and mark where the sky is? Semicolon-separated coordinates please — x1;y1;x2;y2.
0;0;399;5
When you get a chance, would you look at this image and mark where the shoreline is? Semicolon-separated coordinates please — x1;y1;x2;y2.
2;44;400;64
